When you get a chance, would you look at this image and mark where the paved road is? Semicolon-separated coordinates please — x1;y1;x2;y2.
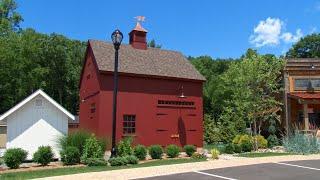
136;160;320;180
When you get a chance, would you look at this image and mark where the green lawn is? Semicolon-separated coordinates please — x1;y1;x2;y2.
237;152;294;158
0;158;206;180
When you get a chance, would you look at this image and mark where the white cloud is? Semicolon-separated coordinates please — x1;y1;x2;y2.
250;18;283;47
250;17;303;47
280;29;303;43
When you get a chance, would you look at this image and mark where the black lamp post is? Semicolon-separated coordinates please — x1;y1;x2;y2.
111;29;123;157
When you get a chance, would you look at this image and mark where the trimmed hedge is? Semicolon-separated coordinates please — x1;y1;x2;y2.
166;144;180;158
108;156;127;166
4;148;28;169
133;145;147;160
60;146;80;165
224;144;235;154
184;145;196;157
33;146;54;166
125;155;139;164
149;145;163;159
241;141;253;152
233;144;242;153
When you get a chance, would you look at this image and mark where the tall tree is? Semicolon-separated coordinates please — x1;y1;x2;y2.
286;33;320;58
0;0;23;33
218;54;284;142
147;39;161;48
190;56;232;118
0;28;85;114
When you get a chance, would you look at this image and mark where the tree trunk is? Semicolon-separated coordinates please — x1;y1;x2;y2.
253;120;258;151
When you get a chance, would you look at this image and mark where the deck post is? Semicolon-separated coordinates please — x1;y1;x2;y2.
303;103;309;130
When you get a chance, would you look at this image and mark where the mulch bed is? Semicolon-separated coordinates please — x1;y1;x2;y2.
0;161;85;174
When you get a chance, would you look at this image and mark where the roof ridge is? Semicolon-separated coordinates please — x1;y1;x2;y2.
0;89;75;121
89;39;206;81
89;39;182;54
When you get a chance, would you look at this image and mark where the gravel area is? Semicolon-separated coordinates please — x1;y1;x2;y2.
38;154;320;180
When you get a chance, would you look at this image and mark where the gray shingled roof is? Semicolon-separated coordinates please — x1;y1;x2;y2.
89;40;205;81
285;58;320;71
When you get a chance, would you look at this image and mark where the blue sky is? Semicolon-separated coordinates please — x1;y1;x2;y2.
17;0;320;59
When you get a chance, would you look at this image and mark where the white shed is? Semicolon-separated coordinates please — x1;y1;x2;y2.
0;89;75;159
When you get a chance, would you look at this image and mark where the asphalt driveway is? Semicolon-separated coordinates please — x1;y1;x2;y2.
137;160;320;180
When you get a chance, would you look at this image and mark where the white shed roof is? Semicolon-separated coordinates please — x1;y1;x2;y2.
0;89;75;121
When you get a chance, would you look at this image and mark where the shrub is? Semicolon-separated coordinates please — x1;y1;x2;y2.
133;145;147;160
283;133;320;154
4;148;28;169
241;141;253;152
232;135;242;144
211;148;220;159
233;134;252;145
267;134;279;148
238;135;252;145
117;137;133;157
108;156;128;166
191;152;206;159
97;137;109;152
125;155;139;164
33;146;54;166
233;144;242;153
58;130;91;156
166;144;180;158
149;145;163;159
204;115;222;144
224;144;235;154
253;135;268;149
60;146;80;165
233;134;253;152
81;134;104;161
184;145;196;157
83;158;107;166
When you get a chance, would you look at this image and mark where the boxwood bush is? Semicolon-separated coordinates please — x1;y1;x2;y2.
233;144;242;153
108;156;128;166
224;144;235;154
60;146;80;165
241;141;253;152
125;155;139;164
4;148;28;169
133;145;147;160
149;145;163;159
33;146;54;166
166;144;180;158
184;145;196;157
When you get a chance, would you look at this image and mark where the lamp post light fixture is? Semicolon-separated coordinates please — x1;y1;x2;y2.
178;85;186;98
111;29;123;157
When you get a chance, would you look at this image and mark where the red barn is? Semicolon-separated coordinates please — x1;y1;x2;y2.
79;22;205;148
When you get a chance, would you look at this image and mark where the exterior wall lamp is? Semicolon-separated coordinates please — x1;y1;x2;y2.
179;85;187;98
